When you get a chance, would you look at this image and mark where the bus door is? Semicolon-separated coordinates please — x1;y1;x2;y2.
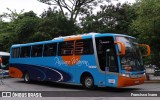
96;36;119;86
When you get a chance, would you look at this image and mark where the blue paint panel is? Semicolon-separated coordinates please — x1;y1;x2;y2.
105;74;118;87
10;64;71;82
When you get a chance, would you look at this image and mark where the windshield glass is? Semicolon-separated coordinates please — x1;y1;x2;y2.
116;36;143;71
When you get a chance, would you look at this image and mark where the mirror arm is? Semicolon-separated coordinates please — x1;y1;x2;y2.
137;44;151;56
114;41;126;55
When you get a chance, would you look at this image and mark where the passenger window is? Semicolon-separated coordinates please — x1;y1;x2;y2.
12;48;20;58
75;39;93;55
31;45;43;57
20;46;31;58
43;43;57;56
58;41;74;56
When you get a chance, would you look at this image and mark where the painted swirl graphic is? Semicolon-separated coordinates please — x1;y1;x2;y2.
9;64;71;82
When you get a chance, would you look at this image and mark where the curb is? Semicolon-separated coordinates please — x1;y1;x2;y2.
0;75;10;78
144;80;160;83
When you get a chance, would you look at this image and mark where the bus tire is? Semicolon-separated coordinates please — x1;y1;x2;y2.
24;72;31;83
82;76;94;89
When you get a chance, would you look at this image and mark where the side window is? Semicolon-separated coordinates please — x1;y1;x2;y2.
31;45;43;57
20;46;31;58
75;39;93;55
43;43;57;56
58;41;74;56
12;48;20;58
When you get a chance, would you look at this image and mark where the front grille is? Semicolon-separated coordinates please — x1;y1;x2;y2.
130;74;143;78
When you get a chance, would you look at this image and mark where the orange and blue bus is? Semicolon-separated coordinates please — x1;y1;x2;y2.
9;33;150;88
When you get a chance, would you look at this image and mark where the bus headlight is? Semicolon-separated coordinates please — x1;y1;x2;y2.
122;74;130;78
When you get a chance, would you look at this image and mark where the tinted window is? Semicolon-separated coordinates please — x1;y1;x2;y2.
75;39;93;55
96;36;118;72
31;45;43;57
12;48;20;58
43;43;57;56
58;41;74;56
20;46;31;58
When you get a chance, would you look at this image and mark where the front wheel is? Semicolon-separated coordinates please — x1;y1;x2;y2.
82;76;94;89
24;72;31;83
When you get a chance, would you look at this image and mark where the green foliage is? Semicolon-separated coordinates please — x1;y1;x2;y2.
39;8;78;37
15;17;38;35
0;8;24;21
81;3;136;34
0;9;79;51
13;11;40;43
130;0;160;66
0;21;10;33
0;32;16;51
28;32;51;42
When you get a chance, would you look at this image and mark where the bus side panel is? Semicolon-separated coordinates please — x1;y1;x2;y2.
66;55;108;87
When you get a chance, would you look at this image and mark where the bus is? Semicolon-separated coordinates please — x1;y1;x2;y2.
9;33;150;88
0;51;10;78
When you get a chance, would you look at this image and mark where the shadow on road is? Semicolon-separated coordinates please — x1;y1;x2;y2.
15;79;140;93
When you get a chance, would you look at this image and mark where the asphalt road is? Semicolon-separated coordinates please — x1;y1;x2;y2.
0;78;160;100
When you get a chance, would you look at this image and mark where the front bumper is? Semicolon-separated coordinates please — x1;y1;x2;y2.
117;75;145;87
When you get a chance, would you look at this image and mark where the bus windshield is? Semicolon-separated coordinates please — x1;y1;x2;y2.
116;36;143;71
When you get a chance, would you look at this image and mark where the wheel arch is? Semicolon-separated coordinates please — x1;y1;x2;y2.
22;70;29;78
80;71;94;84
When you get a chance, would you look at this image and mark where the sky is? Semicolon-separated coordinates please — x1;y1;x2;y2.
0;0;136;17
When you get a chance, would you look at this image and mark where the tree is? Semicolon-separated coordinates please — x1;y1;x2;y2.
0;32;16;51
81;14;104;33
38;0;104;22
0;8;24;21
14;11;40;43
130;0;160;66
115;3;137;34
39;8;79;38
81;3;136;34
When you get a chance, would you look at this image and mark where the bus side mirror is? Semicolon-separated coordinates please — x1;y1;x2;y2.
137;44;150;57
115;41;126;55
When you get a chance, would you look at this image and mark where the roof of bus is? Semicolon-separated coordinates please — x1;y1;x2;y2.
11;33;135;48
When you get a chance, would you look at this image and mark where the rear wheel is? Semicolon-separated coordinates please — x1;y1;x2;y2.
82;76;94;89
24;72;31;83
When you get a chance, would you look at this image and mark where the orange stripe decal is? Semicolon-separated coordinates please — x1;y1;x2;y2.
64;36;82;41
62;36;82;66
